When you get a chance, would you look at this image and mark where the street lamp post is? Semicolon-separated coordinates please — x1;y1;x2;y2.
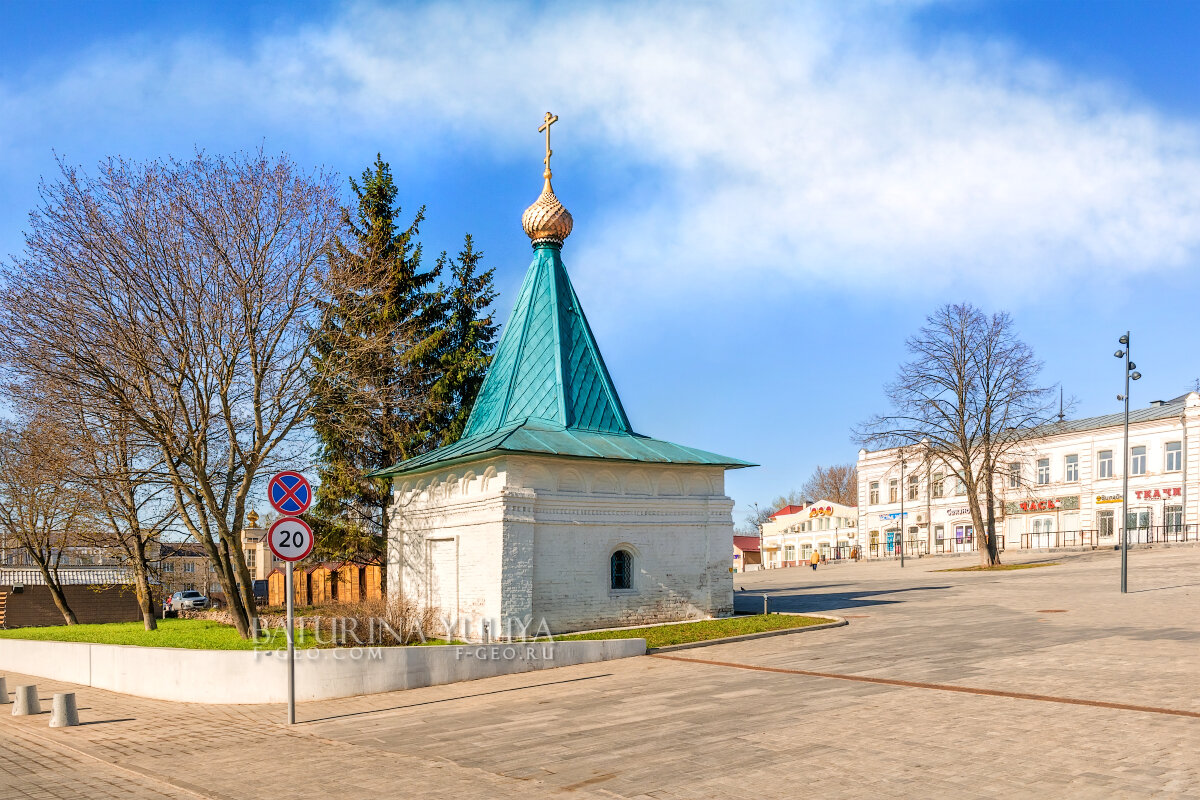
1115;332;1141;594
899;454;906;568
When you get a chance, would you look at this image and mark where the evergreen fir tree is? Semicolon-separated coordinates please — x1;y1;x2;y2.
308;155;445;560
427;235;499;445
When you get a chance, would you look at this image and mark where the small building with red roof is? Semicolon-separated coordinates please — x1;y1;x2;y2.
732;535;762;573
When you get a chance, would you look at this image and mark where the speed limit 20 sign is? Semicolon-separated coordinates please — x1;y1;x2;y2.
268;517;314;562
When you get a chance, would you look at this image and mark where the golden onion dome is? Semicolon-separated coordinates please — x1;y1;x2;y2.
521;170;574;245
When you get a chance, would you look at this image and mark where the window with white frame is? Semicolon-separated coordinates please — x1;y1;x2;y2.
1166;505;1183;533
1166;441;1182;472
888;479;898;503
1098;450;1113;479
1036;458;1050;485
1064;454;1079;482
955;474;966;496
869;481;879;505
931;472;944;498
1008;462;1020;488
1131;446;1147;476
907;475;919;501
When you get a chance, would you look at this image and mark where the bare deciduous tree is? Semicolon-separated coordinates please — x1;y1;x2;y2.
0;151;341;637
12;381;175;631
800;464;858;507
0;416;89;624
857;303;1057;566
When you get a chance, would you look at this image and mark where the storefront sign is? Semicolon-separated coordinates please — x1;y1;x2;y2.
1133;487;1181;501
946;507;973;517
1095;494;1123;505
878;512;908;521
808;504;835;518
1005;495;1080;515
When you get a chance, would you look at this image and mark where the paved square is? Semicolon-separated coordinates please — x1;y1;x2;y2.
2;546;1198;799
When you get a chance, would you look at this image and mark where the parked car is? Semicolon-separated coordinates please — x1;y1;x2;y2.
168;591;209;612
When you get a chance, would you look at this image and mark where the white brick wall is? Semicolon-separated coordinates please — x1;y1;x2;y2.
389;455;736;638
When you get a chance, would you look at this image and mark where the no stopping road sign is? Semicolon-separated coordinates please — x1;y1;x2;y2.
268;471;312;515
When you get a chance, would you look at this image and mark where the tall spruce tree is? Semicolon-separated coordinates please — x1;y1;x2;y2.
308;156;445;559
428;235;499;445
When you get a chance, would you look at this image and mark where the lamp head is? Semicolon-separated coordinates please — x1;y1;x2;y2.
1128;362;1136;370
1117;394;1125;401
1114;349;1125;358
1131;372;1142;381
1119;335;1129;345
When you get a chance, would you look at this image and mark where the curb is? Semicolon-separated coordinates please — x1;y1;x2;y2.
647;614;848;654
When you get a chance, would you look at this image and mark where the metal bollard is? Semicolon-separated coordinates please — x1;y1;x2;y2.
0;676;8;704
49;693;79;728
12;685;41;716
763;594;769;615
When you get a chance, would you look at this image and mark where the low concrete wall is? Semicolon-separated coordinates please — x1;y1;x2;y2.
0;638;645;704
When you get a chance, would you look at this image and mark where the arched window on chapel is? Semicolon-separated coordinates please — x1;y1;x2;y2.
610;550;633;591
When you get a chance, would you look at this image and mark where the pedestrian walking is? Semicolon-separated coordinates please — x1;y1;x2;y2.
810;550;820;571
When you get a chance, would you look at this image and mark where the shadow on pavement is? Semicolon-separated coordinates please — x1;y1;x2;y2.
734;585;951;614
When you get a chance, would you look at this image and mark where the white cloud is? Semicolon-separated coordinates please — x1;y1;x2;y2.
4;0;1200;298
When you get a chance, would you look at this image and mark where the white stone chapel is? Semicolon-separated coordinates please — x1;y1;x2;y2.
379;114;751;636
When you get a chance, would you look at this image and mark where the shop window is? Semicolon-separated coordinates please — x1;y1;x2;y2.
934;524;944;542
1098;450;1113;479
1099;509;1114;539
1166;441;1182;472
1165;505;1183;533
1130;446;1146;476
1064;454;1079;482
1036;458;1050;485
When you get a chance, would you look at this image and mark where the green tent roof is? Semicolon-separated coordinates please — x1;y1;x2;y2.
374;242;752;479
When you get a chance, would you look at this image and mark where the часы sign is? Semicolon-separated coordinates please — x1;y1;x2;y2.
1005;496;1080;515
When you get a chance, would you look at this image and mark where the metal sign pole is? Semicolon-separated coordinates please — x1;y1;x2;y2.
286;560;295;725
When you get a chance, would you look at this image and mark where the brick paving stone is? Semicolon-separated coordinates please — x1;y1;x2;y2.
2;547;1200;798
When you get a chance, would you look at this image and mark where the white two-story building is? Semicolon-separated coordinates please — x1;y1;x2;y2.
856;392;1200;557
761;501;859;567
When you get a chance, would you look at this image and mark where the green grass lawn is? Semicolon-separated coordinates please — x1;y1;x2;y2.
936;562;1060;572
0;618;459;650
556;614;831;649
0;619;319;650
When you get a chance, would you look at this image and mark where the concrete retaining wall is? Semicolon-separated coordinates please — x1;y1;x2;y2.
0;637;645;704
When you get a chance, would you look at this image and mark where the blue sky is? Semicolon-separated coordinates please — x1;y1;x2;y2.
2;1;1199;526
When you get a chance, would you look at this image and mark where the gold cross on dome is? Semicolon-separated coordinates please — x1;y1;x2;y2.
538;111;559;174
